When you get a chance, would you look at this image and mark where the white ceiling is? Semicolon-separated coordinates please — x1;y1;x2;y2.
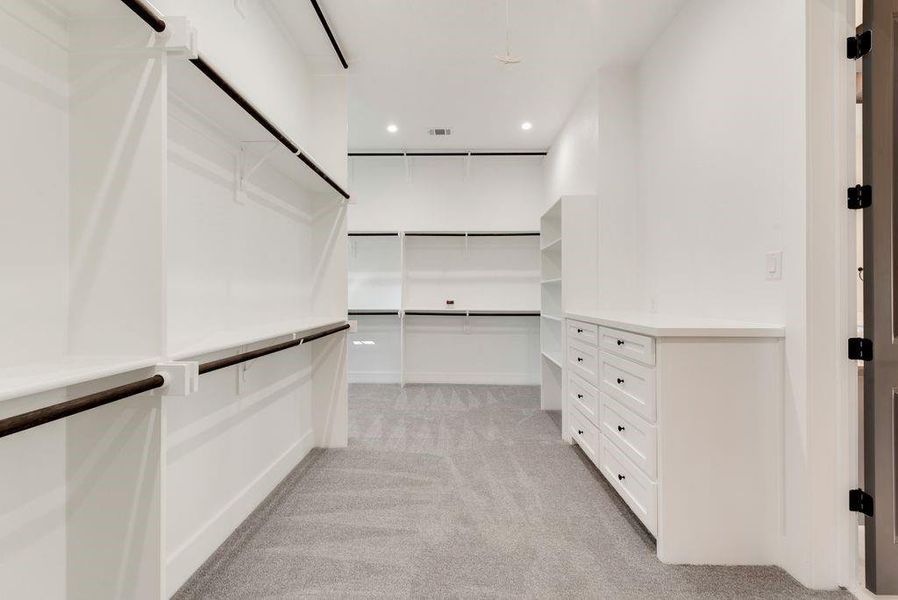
274;0;686;151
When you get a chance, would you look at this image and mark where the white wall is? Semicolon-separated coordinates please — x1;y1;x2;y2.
639;0;787;324
348;155;545;231
546;0;855;590
544;68;645;312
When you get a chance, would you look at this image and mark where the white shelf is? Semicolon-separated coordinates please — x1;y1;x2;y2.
541;314;562;322
541;351;563;369
0;355;163;403
541;278;562;285
167;59;345;202
170;316;347;360
540;237;562;252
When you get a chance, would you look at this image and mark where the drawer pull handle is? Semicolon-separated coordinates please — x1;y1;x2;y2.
617;339;625;346
616;378;625;385
617;425;626;432
577;429;584;435
577;328;584;333
577;394;584;399
577;357;584;363
617;474;625;481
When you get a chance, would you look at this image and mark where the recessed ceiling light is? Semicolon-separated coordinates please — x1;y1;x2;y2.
521;122;533;131
387;123;398;133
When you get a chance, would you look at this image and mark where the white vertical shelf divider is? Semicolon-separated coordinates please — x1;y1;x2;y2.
400;232;407;386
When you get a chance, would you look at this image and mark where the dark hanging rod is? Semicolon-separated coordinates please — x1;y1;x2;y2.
349;151;548;157
198;322;350;375
404;310;540;317
118;0;350;200
189;56;350;200
469;311;541;317
348;232;400;237
349;310;401;316
0;375;166;440
120;0;166;33
405;233;468;237
404;232;539;237
309;0;348;70
467;232;540;237
0;323;350;439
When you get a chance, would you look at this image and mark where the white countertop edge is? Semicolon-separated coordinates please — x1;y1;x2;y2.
565;311;785;338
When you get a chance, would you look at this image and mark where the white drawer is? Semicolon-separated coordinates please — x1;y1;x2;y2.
568;338;599;386
600;434;657;535
569;403;600;466
569;373;599;425
599;326;656;366
599;351;656;423
600;393;657;478
567;320;598;346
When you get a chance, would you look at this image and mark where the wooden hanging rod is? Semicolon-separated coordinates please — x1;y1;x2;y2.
404;232;540;237
404;310;540;317
309;0;348;70
348;232;400;237
120;0;166;32
0;323;350;439
348;151;548;157
467;232;540;237
116;1;350;200
198;322;350;375
0;375;166;439
190;56;350;200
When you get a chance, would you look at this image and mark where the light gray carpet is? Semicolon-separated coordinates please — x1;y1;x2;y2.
174;384;854;599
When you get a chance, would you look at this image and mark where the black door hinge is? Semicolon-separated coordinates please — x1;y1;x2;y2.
849;337;873;361
850;488;874;517
848;30;872;59
848;185;872;209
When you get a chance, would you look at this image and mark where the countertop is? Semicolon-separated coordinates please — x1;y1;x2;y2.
565;310;785;338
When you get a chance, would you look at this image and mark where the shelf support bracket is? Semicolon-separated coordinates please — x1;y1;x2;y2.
404;152;411;183
159;16;198;59
237;141;279;202
152;362;200;396
465;152;471;180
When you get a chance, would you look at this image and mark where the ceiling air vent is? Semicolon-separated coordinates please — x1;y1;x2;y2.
428;128;452;136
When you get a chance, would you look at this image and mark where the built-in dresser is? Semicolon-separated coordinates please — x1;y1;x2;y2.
563;310;785;565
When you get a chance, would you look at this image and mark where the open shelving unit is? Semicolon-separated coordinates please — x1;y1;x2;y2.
347;230;541;385
538;196;598;411
348;232;403;383
540;201;564;409
0;2;350;597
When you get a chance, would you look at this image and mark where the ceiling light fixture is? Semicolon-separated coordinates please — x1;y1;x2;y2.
521;122;533;131
387;124;398;133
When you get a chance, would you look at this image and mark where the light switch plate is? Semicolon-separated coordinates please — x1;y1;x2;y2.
766;251;783;280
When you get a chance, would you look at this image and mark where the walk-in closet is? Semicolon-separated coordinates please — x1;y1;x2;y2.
0;0;877;598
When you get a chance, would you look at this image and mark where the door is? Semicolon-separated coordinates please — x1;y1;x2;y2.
863;0;898;593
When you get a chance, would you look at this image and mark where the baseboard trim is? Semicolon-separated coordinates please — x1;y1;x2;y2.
165;429;315;596
404;372;539;386
348;371;401;384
